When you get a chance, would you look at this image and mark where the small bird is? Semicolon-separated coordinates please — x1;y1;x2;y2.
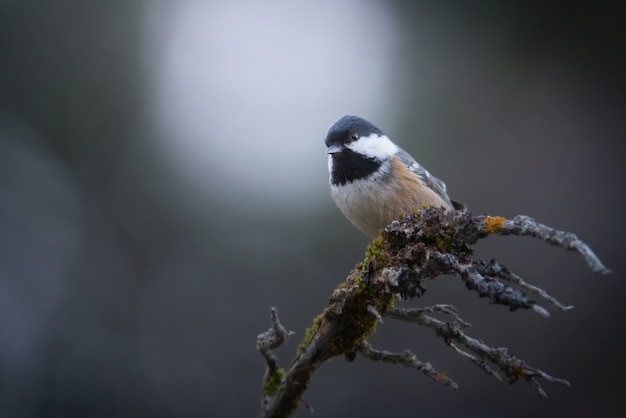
326;115;465;237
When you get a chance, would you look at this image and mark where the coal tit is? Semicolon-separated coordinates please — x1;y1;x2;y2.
326;115;465;237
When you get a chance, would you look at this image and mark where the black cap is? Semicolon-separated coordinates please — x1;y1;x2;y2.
325;115;383;147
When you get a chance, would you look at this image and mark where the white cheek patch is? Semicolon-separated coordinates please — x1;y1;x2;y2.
347;134;398;160
327;155;334;173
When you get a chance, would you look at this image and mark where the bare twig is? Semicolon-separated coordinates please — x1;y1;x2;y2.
357;341;459;389
493;215;611;275
257;307;294;369
449;343;503;381
479;259;574;311
257;308;295;413
385;304;471;327
385;306;570;397
430;251;547;315
257;208;609;417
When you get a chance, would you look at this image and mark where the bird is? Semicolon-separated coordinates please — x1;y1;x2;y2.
325;114;465;237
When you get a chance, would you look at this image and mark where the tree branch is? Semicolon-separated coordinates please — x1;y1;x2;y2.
257;208;610;417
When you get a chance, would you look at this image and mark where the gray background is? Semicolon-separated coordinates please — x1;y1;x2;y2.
1;1;624;417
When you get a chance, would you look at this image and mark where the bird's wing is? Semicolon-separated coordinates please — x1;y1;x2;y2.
395;148;464;209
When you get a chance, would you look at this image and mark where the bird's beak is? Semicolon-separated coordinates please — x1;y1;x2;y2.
326;144;344;154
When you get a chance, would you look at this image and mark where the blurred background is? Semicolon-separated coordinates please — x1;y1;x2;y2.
1;1;624;417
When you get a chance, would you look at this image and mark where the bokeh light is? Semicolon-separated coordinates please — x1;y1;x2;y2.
143;0;398;210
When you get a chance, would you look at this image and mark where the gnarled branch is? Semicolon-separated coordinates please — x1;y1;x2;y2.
257;208;610;417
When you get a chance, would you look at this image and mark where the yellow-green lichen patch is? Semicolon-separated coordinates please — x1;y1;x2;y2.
300;234;398;359
297;312;325;354
263;367;285;397
483;216;506;233
330;274;395;356
435;234;453;252
363;235;388;266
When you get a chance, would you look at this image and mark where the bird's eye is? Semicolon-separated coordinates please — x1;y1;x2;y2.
350;132;359;141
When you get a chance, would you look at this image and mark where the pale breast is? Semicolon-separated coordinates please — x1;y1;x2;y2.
330;158;452;237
